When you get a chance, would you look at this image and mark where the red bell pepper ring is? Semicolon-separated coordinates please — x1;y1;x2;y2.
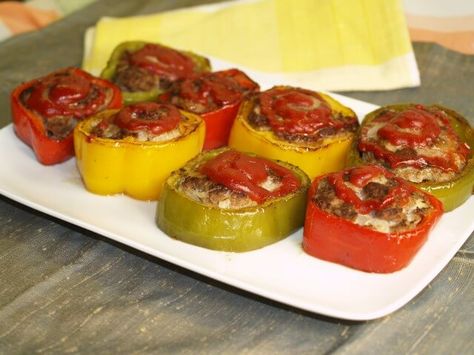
159;68;259;150
303;165;444;273
199;102;241;150
11;67;122;165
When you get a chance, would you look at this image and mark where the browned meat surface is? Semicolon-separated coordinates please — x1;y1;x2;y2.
359;107;469;183
247;110;269;128
45;116;76;139
246;101;357;143
312;176;432;233
20;81;114;140
313;179;357;220
113;66;161;92
112;51;171;92
90;121;123;139
362;182;389;200
178;174;256;209
374;207;404;225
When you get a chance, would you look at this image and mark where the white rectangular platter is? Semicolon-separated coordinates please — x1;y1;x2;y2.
1;72;473;321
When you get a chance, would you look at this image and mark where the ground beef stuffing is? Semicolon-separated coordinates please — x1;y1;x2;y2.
112;51;171;92
176;160;286;210
247;98;357;143
20;78;113;140
90;117;182;142
20;87;77;140
362;182;389;200
45;116;76;139
178;174;257;209
313;179;357;220
313;176;432;233
247;108;270;129
359;107;469;183
374;207;405;225
91;121;123;140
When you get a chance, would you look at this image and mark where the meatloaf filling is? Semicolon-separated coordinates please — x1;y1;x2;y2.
20;71;115;140
246;93;358;145
90;103;194;143
176;151;296;209
175;167;285;210
163;69;259;115
358;106;470;183
112;50;172;92
313;172;433;234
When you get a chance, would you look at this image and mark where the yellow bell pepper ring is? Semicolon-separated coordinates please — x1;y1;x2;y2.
228;86;359;180
74;102;205;200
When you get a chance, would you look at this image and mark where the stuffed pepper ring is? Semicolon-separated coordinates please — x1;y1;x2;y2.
348;104;474;211
101;41;211;104
228;86;358;179
157;148;310;252
11;67;122;165
303;165;443;273
159;68;259;150
74;102;205;200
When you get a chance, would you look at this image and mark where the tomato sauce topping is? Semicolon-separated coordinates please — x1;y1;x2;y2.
200;150;301;204
259;87;353;136
358;105;470;173
327;165;413;214
129;43;195;80
112;102;181;135
24;69;108;119
376;107;441;146
174;69;259;112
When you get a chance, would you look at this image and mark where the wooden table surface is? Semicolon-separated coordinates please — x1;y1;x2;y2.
0;1;473;353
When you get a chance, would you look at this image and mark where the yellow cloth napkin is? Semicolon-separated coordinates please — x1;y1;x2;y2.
82;0;420;91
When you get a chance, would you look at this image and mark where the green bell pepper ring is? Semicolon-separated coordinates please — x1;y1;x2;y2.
347;104;474;211
101;41;211;105
156;148;310;252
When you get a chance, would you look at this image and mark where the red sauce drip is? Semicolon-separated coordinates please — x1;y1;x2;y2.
358;105;470;172
200;150;301;204
113;102;180;135
24;69;107;118
177;69;258;112
129;44;195;80
259;87;350;136
328;165;412;214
